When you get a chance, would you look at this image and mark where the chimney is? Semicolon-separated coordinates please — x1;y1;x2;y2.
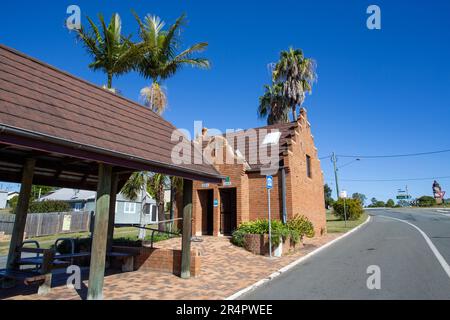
202;127;208;137
299;107;307;121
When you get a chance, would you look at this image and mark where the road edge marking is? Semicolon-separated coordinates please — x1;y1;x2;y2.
379;215;450;280
225;215;372;300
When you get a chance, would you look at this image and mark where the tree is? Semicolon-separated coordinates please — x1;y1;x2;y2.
386;199;395;208
333;198;363;221
370;197;378;206
352;193;367;206
75;13;134;89
132;12;210;114
31;185;55;200
121;172;170;234
272;47;317;121
324;184;334;209
258;83;289;125
417;196;436;207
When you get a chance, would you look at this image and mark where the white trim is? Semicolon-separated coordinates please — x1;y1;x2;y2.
124;202;137;214
226;215;372;300
379;215;450;280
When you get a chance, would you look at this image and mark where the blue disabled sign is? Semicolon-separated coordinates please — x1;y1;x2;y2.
266;175;273;189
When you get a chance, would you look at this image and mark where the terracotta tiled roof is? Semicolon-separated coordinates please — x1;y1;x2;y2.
0;45;222;182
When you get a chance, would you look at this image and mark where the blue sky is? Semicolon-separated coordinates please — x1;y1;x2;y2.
1;0;450;203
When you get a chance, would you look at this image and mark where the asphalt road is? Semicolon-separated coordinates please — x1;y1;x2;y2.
240;208;450;300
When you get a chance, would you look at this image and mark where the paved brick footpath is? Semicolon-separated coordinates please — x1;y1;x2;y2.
5;234;340;300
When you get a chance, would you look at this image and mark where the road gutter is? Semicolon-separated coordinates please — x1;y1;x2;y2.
226;215;372;300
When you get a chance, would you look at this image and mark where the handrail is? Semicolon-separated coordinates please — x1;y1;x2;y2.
20;240;41;270
132;225;181;248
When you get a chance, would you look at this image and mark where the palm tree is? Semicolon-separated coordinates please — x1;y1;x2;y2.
132;12;210;113
272;47;317;121
258;83;290;125
75;13;134;90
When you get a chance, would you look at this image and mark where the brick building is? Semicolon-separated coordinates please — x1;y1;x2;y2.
176;108;326;237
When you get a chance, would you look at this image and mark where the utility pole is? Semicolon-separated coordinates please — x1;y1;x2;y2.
332;152;340;199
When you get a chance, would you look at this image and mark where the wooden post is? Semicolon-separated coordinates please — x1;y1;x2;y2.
181;179;193;279
37;249;55;295
6;158;35;270
87;163;112;300
106;174;118;253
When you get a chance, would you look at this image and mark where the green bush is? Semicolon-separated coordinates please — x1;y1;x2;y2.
333;198;363;221
28;200;71;213
417;196;436;207
386;199;395;208
287;215;315;239
232;216;315;247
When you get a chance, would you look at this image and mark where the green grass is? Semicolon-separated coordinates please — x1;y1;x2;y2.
0;225;175;256
326;210;368;233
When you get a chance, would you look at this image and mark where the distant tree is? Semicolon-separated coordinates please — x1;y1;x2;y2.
370;197;378;206
324;184;334;208
386;199;395;208
333;198;363;221
31;185;55;200
352;193;367;205
417;196;436;207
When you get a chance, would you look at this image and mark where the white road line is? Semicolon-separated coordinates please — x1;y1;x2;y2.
226;215;372;300
379;215;450;280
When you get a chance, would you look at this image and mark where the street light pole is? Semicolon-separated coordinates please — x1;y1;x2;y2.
332;152;340;199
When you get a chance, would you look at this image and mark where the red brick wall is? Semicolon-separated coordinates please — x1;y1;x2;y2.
284;109;327;235
176;112;326;236
247;172;282;221
113;246;200;277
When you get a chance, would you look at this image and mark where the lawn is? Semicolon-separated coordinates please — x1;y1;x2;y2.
0;225;175;256
326;210;369;233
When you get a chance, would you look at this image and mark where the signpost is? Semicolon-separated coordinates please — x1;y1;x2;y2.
339;190;348;228
266;175;273;258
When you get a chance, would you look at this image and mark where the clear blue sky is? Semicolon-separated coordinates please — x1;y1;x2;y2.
1;0;450;203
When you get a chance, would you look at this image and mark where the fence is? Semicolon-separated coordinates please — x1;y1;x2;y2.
0;211;92;238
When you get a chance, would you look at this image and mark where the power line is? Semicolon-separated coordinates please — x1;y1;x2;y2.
336;148;450;159
339;175;450;182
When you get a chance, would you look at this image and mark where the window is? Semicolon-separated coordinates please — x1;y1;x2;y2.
306;155;312;178
73;202;83;211
124;202;137;214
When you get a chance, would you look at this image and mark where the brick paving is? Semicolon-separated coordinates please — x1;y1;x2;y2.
3;233;341;300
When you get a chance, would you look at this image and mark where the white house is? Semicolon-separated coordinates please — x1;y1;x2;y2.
39;188;158;225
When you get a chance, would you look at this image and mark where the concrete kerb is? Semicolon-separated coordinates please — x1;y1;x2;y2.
226;214;372;300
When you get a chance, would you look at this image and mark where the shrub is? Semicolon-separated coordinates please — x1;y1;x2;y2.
417;196;436;207
28;200;71;213
232;216;315;247
287;215;315;239
333;198;363;221
386;199;395;208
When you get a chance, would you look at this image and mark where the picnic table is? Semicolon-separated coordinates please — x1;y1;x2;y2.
0;240;137;295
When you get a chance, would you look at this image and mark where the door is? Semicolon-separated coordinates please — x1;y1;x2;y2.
199;190;214;235
220;188;237;235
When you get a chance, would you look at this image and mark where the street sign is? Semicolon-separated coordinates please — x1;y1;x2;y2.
339;190;347;199
396;195;412;200
266;175;273;257
266;175;273;189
